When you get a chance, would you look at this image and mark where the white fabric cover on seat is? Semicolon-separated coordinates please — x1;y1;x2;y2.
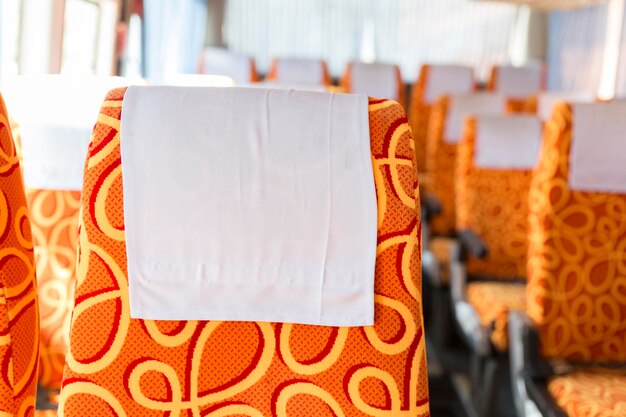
201;47;254;84
273;58;325;85
425;65;474;103
349;62;399;100
444;93;506;144
120;86;377;326
569;101;626;194
494;65;542;98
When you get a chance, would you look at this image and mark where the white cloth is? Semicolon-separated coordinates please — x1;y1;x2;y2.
569;102;626;193
444;93;506;144
274;58;325;85
474;115;541;170
202;47;253;84
425;65;474;103
495;65;542;98
246;81;327;92
537;92;592;122
120;86;377;326
2;75;139;190
349;62;399;100
20;124;91;190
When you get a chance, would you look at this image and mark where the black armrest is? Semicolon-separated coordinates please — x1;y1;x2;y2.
525;378;568;417
421;194;442;223
518;313;555;380
458;229;489;260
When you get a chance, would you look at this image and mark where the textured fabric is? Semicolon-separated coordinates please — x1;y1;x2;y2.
527;103;626;362
428;237;456;285
409;65;475;173
456;117;535;279
267;59;331;86
0;95;40;416
25;189;79;390
341;63;406;109
59;89;429;416
466;282;526;352
120;87;376;326
548;369;626;417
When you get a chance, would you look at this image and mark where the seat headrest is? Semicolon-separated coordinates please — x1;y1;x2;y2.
569;101;626;194
202;47;253;84
424;64;474;103
495;65;542;98
274;58;325;85
537;92;593;122
444;93;506;144
474;115;542;170
349;62;400;100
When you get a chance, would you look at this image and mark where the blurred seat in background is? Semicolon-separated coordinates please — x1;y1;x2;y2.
341;62;406;108
200;47;258;84
511;100;626;417
0;95;39;416
266;57;331;86
409;64;475;174
488;64;544;113
450;114;542;417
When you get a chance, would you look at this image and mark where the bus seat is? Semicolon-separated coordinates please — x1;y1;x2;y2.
449;114;542;416
341;62;406;108
409;64;474;174
200;47;258;84
513;101;626;417
4;75;140;392
58;88;430;416
266;57;331;86
488;64;544;113
0;95;39;416
425;93;506;236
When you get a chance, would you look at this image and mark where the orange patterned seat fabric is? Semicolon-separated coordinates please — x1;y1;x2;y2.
527;103;626;363
408;66;433;173
465;282;526;352
58;89;429;416
0;95;40;416
548;369;626;417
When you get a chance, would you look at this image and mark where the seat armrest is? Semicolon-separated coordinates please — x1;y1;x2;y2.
524;378;568;417
421;194;442;223
458;229;489;260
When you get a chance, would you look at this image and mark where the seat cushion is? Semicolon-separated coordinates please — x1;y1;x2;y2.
466;282;526;351
548;369;626;417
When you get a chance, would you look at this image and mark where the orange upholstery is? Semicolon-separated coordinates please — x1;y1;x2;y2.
26;189;79;390
425;96;456;235
466;282;526;352
527;103;626;362
548;369;626;417
266;59;331;85
0;95;39;415
456;117;533;279
340;64;406;109
409;65;475;174
59;89;429;416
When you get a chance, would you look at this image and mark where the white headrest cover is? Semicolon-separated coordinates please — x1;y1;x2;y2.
444;93;506;144
474;115;542;170
202;47;253;84
425;65;474;103
349;62;399;100
537;92;593;122
569;102;626;194
3;75;138;190
496;65;542;98
274;58;325;85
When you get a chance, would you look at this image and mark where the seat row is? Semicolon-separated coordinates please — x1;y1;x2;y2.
415;72;626;416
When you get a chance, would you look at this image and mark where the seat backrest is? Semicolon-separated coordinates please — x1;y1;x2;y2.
527;101;626;362
342;62;405;108
200;47;257;84
426;93;506;235
410;64;474;172
488;64;543;98
456;115;542;279
266;58;330;85
0;94;39;415
5;75;138;389
59;89;429;416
